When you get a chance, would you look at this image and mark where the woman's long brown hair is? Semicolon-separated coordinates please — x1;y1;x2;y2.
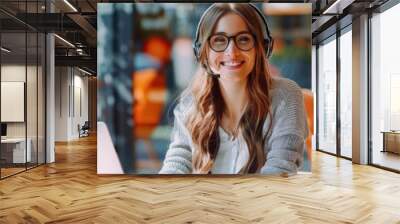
187;3;273;174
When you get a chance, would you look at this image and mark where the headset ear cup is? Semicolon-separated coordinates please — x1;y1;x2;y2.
266;38;274;58
264;41;269;58
193;43;200;62
248;3;273;58
193;45;198;61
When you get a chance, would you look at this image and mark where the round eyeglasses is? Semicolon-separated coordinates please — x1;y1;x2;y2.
208;32;255;52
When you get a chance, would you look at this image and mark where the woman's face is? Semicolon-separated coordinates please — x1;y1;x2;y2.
207;13;256;82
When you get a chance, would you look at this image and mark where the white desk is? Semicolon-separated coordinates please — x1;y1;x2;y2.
1;138;31;163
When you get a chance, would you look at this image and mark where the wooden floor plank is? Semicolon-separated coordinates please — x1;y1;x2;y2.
0;135;400;223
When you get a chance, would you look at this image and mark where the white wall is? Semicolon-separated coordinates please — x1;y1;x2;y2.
54;67;89;141
55;66;69;141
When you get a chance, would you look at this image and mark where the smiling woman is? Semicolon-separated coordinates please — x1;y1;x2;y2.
159;3;309;175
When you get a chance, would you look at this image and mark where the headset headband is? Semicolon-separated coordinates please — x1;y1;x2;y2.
193;3;274;60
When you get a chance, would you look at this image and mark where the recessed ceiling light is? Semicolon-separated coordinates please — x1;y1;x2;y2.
63;0;78;12
54;34;75;48
78;67;93;76
322;0;354;15
1;47;11;53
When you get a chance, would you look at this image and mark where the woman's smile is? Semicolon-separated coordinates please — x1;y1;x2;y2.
220;59;245;70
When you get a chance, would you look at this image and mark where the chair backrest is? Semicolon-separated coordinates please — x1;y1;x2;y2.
82;121;90;129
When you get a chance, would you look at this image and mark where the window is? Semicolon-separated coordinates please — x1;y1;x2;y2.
339;28;352;158
317;36;337;154
371;2;400;171
0;1;47;179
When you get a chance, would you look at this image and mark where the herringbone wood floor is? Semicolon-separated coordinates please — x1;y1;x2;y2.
1;135;400;224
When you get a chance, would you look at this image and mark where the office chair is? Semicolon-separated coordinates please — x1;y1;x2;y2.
79;121;90;138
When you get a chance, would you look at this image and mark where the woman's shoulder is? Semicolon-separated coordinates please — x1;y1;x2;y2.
264;77;308;138
173;92;195;119
269;77;303;106
270;77;302;94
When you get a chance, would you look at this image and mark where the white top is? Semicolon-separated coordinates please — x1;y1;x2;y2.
210;127;249;174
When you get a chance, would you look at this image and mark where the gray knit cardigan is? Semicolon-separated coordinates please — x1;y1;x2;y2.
159;77;309;175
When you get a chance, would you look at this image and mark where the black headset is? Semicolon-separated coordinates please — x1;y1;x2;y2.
193;3;274;63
